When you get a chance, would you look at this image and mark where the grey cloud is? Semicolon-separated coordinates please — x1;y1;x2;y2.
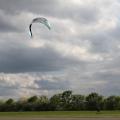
109;25;120;40
80;27;119;54
90;71;120;95
0;0;120;97
0;0;59;15
102;82;120;96
35;79;70;90
92;70;120;82
88;33;112;53
104;55;120;70
0;86;18;98
0;0;100;24
0;19;18;32
0;10;23;32
65;5;100;24
0;43;81;73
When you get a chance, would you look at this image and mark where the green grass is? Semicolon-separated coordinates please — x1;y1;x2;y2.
0;111;120;118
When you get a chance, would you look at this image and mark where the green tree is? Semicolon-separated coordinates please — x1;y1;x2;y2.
15;97;27;111
27;96;38;103
0;100;4;111
33;95;51;111
61;90;72;110
104;96;120;110
4;98;16;111
86;93;104;111
70;95;85;110
6;98;14;105
50;93;63;110
39;95;49;103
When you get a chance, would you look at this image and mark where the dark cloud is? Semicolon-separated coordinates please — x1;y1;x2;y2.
0;43;81;73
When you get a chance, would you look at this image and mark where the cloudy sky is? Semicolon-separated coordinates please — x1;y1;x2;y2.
0;0;120;98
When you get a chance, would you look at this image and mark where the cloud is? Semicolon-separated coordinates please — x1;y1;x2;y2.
0;10;22;32
35;79;70;90
0;72;71;98
0;0;100;25
0;0;120;98
0;42;82;73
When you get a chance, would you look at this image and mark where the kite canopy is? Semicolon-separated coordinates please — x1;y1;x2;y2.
29;17;51;37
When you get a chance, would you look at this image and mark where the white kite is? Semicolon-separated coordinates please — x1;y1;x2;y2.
29;17;51;37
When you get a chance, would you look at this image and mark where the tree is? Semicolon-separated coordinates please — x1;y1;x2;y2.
15;97;27;111
27;96;38;103
0;100;4;111
50;93;63;110
61;90;72;110
86;93;104;111
4;98;16;111
104;96;120;110
6;98;14;105
70;95;85;110
34;95;51;111
39;95;49;103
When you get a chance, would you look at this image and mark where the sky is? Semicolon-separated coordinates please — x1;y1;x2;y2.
0;0;120;98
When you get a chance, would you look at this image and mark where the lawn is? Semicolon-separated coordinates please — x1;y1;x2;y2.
0;111;120;118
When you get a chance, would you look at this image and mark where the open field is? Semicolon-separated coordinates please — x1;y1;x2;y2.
0;118;120;120
0;111;120;120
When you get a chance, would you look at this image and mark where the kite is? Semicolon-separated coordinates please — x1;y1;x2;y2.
29;17;51;37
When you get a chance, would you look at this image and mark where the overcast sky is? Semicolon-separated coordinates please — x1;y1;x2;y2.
0;0;120;98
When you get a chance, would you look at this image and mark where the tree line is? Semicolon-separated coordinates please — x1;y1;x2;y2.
0;90;120;111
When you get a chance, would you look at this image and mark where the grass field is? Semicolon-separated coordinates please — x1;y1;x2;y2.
0;111;120;118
